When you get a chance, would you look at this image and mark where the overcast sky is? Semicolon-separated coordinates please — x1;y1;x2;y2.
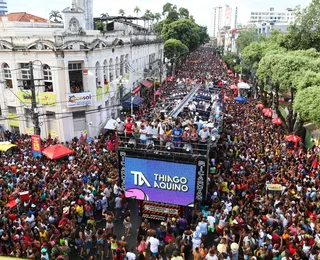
9;0;311;35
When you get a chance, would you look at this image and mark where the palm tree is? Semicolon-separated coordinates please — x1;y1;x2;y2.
49;10;62;23
134;6;141;17
118;9;125;16
144;9;154;20
100;13;109;19
154;12;162;22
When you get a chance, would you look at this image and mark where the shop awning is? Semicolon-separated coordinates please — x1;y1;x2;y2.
0;142;17;152
132;86;141;95
123;96;145;107
141;80;153;89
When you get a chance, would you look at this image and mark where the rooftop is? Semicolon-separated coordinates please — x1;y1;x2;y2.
0;12;48;23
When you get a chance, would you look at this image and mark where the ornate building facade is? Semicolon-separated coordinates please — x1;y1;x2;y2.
0;1;164;141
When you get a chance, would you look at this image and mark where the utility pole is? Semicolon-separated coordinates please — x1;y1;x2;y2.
29;61;41;136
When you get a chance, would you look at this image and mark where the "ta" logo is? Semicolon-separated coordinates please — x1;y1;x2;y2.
131;171;151;187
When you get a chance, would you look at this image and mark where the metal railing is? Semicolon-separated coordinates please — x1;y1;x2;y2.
169;84;201;118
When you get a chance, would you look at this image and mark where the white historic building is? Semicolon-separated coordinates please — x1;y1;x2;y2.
0;0;164;141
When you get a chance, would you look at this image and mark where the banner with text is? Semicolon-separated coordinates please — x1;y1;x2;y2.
31;134;42;158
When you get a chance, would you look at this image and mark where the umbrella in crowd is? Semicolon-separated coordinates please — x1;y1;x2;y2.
264;110;272;117
255;104;264;109
234;96;247;103
227;69;232;73
272;118;283;125
285;134;302;143
279;97;285;102
42;144;74;160
229;84;238;90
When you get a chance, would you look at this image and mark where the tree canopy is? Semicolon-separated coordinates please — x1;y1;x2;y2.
155;3;209;51
235;26;257;53
164;39;189;60
162;19;201;51
282;0;320;51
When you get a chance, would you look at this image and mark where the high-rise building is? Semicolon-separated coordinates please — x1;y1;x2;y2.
212;5;237;37
248;7;295;24
0;0;8;16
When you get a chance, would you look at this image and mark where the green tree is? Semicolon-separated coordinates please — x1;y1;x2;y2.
162;2;174;16
100;13;109;18
154;12;162;22
118;9;125;16
282;0;320;50
95;21;104;31
222;52;237;71
143;9;154;20
198;25;210;45
178;7;189;19
134;6;141;16
294;86;320;124
49;10;62;23
162;18;200;51
235;26;257;53
164;39;189;76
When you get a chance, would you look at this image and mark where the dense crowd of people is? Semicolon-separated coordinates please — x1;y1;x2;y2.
0;46;319;260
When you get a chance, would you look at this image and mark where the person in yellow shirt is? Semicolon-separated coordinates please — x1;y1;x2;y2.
39;226;48;243
76;202;84;224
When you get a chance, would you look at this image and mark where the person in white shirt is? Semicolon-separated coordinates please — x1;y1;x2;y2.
205;249;219;260
126;248;136;260
149;235;160;257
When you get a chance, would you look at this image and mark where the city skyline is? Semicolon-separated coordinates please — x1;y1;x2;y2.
7;0;311;35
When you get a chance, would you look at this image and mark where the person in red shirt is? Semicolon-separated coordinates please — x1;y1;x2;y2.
125;118;134;138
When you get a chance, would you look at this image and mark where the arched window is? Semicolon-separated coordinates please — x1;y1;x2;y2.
43;64;53;92
95;62;101;89
103;60;108;83
109;58;114;81
2;63;12;88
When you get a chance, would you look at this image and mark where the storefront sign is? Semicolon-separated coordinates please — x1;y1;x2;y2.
8;113;19;127
31;134;42;158
49;130;58;139
17;91;37;104
96;88;103;101
66;92;92;108
40;93;56;105
25;128;34;135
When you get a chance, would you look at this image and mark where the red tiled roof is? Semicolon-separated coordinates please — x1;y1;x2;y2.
0;12;48;23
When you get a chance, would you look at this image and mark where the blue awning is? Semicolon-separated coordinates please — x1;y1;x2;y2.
123;96;145;107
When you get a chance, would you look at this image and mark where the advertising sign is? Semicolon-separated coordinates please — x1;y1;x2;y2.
8;113;19;127
31;134;42;158
17;91;37;104
40;93;56;105
123;156;197;206
141;201;180;221
66;92;92;108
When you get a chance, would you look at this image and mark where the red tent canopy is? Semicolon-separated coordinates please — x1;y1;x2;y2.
272;118;283;125
285;135;302;143
42;144;74;160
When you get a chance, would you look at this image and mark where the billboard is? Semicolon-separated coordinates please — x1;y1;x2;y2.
121;155;198;206
66;92;92;108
